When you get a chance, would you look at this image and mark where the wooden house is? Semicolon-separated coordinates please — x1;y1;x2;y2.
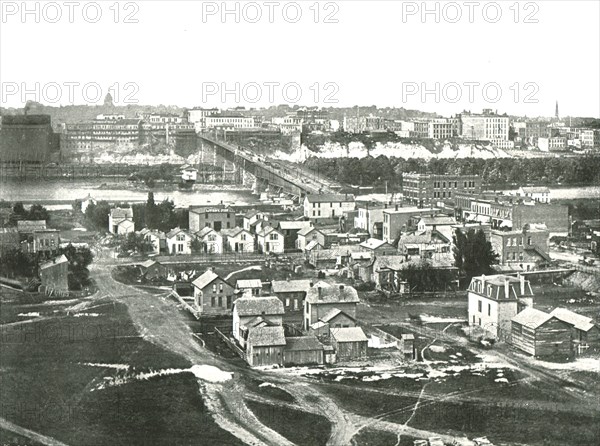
166;228;193;255
278;220;313;251
137;259;167;280
222;227;254;253
511;308;572;357
303;284;360;330
232;296;284;346
195;227;224;254
296;227;325;252
235;279;263;297
139;228;166;254
271;279;312;311
257;226;284;254
192;269;235;315
331;327;368;361
550;307;600;351
359;238;397;256
283;336;324;366
246;325;286;367
108;208;134;235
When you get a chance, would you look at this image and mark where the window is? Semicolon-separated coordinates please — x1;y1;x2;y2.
270;233;278;240
285;298;290;307
241;234;246;241
212;284;216;293
219;283;223;293
488;303;491;316
211;296;216;306
478;300;482;312
218;296;222;307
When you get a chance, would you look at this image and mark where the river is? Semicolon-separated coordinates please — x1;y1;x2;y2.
0;179;258;209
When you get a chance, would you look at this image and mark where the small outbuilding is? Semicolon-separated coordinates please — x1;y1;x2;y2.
511;308;572;358
283;336;324;366
246;326;286;367
331;327;368;361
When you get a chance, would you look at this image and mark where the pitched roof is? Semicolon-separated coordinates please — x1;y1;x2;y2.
237;279;262;289
511;308;553;329
234;296;284;316
331;327;368;343
192;270;220;290
305;284;360;304
247;326;286;347
400;230;450;245
166;228;188;239
550;308;596;332
285;336;324;352
244;209;260;219
221;227;247;237
359;238;393;251
110;208;133;219
139;259;159;269
196;227;216;238
17;220;47;232
271;279;312;294
374;255;406;271
39;254;68;270
521;186;550;194
419;215;456;226
304;240;323;251
298;226;321;237
278;221;312;231
320;308;355;323
305;194;355;203
257;226;281;237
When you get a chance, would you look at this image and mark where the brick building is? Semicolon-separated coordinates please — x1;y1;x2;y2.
402;173;481;208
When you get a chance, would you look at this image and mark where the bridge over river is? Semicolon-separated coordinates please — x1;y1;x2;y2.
199;134;341;199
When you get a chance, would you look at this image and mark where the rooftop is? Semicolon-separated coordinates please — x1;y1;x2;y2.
305;194;355;203
39;254;68;270
236;279;262;289
234;296;284;316
192;270;221;290
550;308;596;332
284;336;324;352
110;208;133;219
511;308;553;329
278;221;313;231
271;279;313;294
305;284;360;304
331;327;368;343
359;238;392;250
247;326;286;347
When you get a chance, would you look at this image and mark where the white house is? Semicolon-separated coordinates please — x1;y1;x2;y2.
196;227;224;254
296;227;326;251
223;227;255;253
181;166;198;182
108;208;134;235
80;194;97;214
138;228;166;254
166;228;193;255
232;296;284;347
257;226;284;254
303;194;356;222
518;187;551;204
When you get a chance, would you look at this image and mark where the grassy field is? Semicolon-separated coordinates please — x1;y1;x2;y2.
353;429;418;446
0;299;243;445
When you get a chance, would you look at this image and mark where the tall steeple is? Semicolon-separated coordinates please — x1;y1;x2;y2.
555;101;559;121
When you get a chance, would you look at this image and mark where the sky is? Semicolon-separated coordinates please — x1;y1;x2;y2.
1;0;599;117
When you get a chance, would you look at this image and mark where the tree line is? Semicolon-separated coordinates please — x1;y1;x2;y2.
304;155;600;188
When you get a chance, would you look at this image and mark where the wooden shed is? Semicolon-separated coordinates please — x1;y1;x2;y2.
550;307;600;350
246;326;286;367
283;336;324;366
331;327;368;361
511;308;572;358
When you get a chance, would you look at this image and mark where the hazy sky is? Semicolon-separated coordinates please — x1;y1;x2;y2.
1;0;599;117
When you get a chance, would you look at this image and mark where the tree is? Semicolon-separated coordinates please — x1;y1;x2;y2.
58;244;94;290
0;248;36;278
119;232;154;255
453;228;499;280
84;201;111;231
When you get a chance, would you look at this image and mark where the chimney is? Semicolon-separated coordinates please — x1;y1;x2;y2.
395;204;399;211
317;287;322;299
519;273;525;295
504;279;510;299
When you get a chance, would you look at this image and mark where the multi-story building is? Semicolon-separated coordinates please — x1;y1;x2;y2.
402;173;482;208
581;129;600;148
382;206;441;244
204;113;255;130
467;274;534;341
303;194;356;222
427;118;459;139
459;109;509;141
490;225;551;271
303;284;360;331
189;205;236;232
538;137;567;152
187;107;219;131
272;114;303;134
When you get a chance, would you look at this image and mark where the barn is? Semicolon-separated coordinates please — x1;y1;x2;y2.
511;308;572;358
283;336;324;366
331;327;368;361
246;326;286;367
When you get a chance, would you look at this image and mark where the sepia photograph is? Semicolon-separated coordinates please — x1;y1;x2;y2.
0;1;599;445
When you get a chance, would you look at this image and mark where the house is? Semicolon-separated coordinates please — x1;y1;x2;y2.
189;205;235;232
196;227;224;254
370;256;406;291
181;165;198;182
222;227;254;253
278;220;313;251
296;227;325;252
511;308;572;357
382;206;440;244
246;325;286;367
39;254;69;295
331;327;368;361
271;279;313;311
355;204;387;238
243;210;268;232
166;228;193;255
310;308;357;338
415;215;456;240
398;230;451;257
21;229;60;256
468;274;534;341
17;220;47;234
139;228;166;254
550;308;600;350
284;336;324;366
308;245;364;269
80;194;97;213
108;208;134;235
236;279;262;297
518;186;551;204
256;226;284;254
304;284;360;330
359;238;397;256
303;194;356;222
137;259;167;280
192;269;236;315
232;296;285;346
490;224;551;271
